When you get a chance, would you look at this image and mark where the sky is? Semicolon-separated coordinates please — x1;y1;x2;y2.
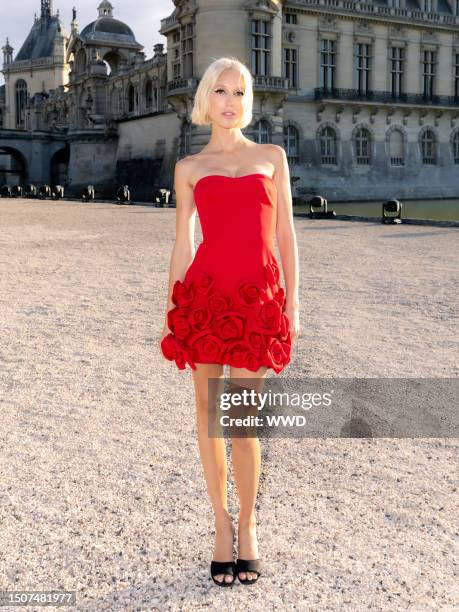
0;0;173;86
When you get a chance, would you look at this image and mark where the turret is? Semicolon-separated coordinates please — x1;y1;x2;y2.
98;0;114;18
2;38;13;65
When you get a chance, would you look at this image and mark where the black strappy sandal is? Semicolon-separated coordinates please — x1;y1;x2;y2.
235;558;262;585
210;560;236;587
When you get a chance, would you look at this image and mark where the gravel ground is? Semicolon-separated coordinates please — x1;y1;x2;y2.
0;198;457;611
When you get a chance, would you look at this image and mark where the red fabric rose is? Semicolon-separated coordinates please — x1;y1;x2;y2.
214;312;245;340
253;299;282;334
161;333;196;370
167;307;191;340
238;283;266;306
208;291;232;315
167;307;191;339
221;340;259;370
266;337;290;373
274;287;285;307
189;331;224;362
189;306;212;332
172;280;194;307
279;312;290;341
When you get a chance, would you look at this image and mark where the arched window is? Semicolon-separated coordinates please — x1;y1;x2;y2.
319;126;337;165
284;125;299;164
75;49;86;75
15;79;28;129
389;129;404;166
145;80;153;110
128;84;137;113
253;119;271;144
421;129;436;164
452;131;459;164
354;127;371;165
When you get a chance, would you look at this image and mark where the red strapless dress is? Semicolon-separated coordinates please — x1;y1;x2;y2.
160;172;291;373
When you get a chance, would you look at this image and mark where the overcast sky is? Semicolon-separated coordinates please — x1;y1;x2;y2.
0;0;173;85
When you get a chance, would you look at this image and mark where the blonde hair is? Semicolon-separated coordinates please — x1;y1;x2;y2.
191;57;253;129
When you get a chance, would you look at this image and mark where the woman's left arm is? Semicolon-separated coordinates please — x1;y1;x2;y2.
270;144;300;344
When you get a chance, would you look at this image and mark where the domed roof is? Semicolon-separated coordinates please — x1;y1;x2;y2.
80;17;138;43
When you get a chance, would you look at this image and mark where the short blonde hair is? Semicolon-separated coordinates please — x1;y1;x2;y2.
191;57;253;129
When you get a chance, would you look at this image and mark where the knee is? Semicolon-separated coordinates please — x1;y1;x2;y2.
230;435;258;448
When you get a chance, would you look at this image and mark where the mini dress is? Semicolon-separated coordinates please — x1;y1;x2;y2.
160;172;291;373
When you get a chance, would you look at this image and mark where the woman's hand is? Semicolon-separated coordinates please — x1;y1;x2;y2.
285;301;300;345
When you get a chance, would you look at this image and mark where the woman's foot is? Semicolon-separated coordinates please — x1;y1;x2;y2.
237;514;259;581
212;511;235;585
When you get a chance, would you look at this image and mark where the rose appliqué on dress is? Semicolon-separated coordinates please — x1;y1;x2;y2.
161;262;291;373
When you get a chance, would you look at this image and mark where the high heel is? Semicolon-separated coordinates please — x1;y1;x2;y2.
236;558;262;584
210;560;236;587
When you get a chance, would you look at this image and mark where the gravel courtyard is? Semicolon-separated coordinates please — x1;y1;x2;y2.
0;197;457;611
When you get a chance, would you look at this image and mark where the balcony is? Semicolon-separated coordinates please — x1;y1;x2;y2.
167;77;199;94
314;87;459;108
253;75;290;92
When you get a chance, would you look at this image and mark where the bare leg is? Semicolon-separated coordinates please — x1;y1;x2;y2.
192;362;235;584
229;365;268;581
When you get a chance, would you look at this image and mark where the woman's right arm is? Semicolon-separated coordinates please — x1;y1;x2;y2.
161;158;196;335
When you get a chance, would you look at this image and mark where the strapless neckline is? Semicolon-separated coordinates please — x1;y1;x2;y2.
193;172;275;192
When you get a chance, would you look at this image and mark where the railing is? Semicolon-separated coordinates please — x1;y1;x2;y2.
293;0;459;26
167;77;199;93
314;87;459;107
253;75;290;90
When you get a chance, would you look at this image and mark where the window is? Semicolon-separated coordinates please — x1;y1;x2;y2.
320;39;336;90
284;125;299;164
422;50;436;99
354;127;371;164
128;84;137;113
390;46;404;97
251;20;270;76
252;119;271;144
389;130;404;166
145;80;153;109
452;131;459;164
181;22;193;77
421;129;436;164
454;52;459;100
355;43;371;94
284;48;297;88
320;126;337;165
285;13;297;24
15;79;28;129
424;0;432;11
0;108;3;128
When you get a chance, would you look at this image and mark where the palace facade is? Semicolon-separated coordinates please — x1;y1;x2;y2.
1;0;458;200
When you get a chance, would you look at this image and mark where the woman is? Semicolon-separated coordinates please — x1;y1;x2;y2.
160;57;300;586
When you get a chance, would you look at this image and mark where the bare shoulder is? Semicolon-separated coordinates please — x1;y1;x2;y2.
265;143;286;163
174;155;197;188
174;153;207;187
256;143;286;175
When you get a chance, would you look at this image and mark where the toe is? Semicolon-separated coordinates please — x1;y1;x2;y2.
239;571;246;580
215;574;223;583
225;574;234;583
